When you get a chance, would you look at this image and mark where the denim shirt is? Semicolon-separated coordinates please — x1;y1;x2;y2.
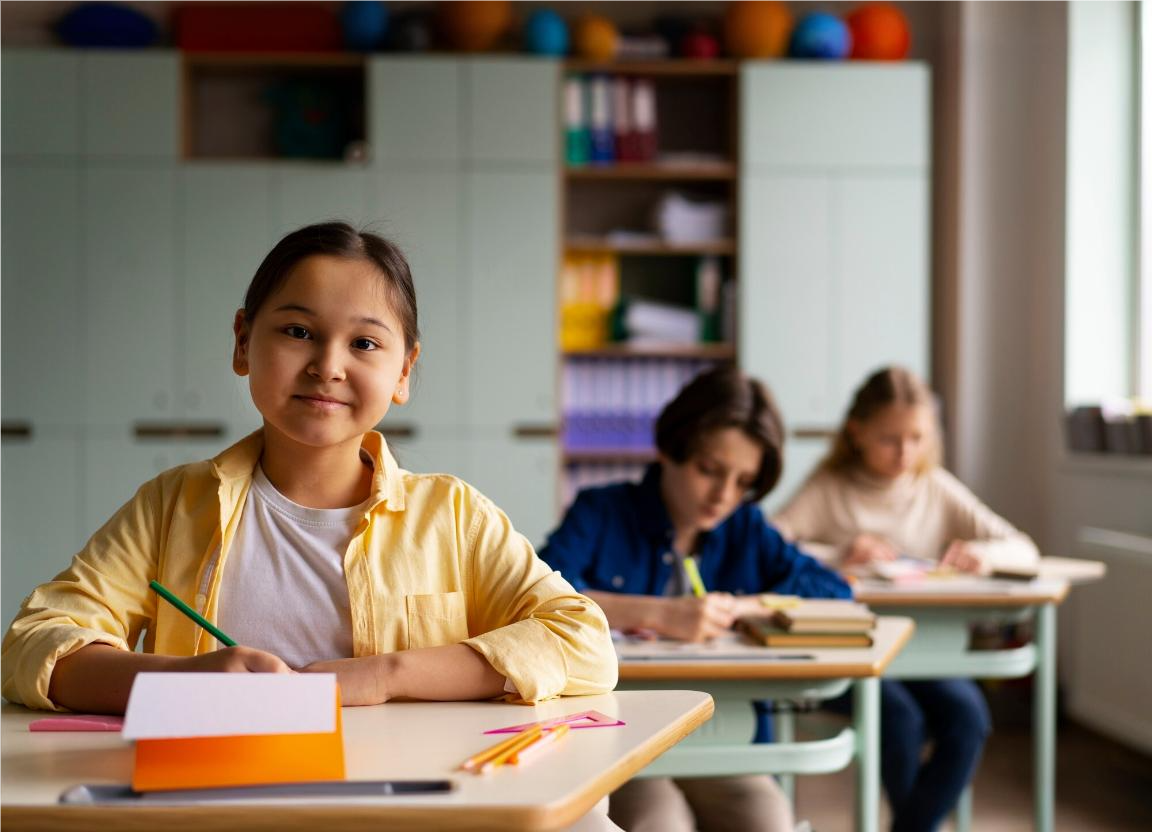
539;464;852;601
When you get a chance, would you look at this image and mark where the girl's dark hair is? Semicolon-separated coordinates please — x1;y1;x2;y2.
822;365;941;474
243;222;420;352
655;366;786;502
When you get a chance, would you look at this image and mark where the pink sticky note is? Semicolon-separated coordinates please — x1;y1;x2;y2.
29;715;124;732
484;709;626;735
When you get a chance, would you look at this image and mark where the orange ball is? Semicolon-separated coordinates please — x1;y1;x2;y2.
724;1;793;59
437;1;512;52
847;3;911;60
573;15;619;62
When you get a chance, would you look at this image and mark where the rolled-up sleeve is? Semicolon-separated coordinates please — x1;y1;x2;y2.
460;496;616;703
1;482;160;710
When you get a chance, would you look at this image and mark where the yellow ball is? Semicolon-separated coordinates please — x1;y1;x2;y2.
724;0;794;58
437;1;512;52
573;15;619;62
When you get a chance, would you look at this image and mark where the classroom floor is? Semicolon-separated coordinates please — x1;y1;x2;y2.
793;689;1152;831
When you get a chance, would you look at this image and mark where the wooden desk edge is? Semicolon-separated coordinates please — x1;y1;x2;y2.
1;695;715;832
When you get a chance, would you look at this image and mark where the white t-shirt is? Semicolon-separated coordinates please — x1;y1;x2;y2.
217;465;360;667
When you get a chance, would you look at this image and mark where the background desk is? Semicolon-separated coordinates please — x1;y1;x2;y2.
854;578;1071;832
616;615;915;832
1;690;712;832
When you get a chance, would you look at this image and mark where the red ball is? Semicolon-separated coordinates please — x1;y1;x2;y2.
681;31;720;60
847;3;910;60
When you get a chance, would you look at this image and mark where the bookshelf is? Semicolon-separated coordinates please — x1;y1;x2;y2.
558;60;740;504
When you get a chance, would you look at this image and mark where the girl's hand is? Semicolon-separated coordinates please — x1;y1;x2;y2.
940;540;987;574
663;593;738;642
844;533;899;566
300;656;389;706
177;646;293;674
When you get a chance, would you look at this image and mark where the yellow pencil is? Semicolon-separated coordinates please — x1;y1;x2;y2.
460;727;542;773
683;556;707;598
510;724;570;764
478;727;546;774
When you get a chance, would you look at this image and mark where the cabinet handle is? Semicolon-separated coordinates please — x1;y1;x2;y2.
791;427;837;440
134;422;226;440
513;424;558;439
377;424;417;439
1;421;32;439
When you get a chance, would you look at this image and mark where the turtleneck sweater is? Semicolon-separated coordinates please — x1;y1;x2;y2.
772;465;1039;572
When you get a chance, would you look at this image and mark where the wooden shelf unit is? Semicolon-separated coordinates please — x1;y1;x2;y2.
564;161;736;181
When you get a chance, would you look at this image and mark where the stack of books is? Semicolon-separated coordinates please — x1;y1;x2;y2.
738;599;877;648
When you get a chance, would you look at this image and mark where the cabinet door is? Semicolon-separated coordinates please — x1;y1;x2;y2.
1;50;79;156
371;167;462;430
81;436;187;538
740;174;835;427
464;59;558;165
80;52;178;158
464;170;557;428
2;163;83;427
835;176;930;402
273;166;371;234
761;437;829;516
465;436;559;551
2;436;85;626
82;165;178;427
742;64;929;170
369;58;460;164
181;165;273;435
385;430;466;478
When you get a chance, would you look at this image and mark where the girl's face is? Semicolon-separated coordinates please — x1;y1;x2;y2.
659;427;764;536
848;403;934;480
233;255;419;453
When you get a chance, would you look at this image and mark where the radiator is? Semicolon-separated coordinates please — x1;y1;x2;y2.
1062;527;1152;754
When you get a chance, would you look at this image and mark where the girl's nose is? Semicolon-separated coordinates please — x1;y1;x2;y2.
307;344;346;381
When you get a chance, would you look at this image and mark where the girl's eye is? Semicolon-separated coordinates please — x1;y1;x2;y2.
284;325;310;340
352;337;378;351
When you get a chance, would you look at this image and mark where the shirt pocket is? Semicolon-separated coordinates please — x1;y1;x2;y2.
405;591;469;650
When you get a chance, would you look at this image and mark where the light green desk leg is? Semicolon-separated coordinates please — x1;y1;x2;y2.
955;783;973;831
1035;602;1056;832
775;709;796;804
855;677;880;832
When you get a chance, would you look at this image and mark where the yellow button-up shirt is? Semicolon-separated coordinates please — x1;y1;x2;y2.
2;431;617;710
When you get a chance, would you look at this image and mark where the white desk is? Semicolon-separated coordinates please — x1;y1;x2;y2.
1;690;713;832
854;577;1072;832
616;615;915;832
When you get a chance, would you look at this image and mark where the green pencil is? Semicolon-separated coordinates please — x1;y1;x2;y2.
149;579;238;647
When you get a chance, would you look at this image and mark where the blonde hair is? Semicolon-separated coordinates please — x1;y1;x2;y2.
821;366;942;475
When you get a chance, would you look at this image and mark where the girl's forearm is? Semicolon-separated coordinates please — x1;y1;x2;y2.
307;644;506;705
584;590;664;632
48;644;178;714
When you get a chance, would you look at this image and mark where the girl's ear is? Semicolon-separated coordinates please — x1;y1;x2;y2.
392;342;421;404
232;309;251;377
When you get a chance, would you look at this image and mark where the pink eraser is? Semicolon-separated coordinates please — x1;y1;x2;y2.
29;715;124;732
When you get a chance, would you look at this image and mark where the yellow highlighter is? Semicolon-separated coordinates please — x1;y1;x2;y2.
682;556;707;598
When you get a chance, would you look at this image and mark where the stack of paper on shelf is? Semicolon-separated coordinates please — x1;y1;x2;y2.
739;599;877;647
122;672;344;791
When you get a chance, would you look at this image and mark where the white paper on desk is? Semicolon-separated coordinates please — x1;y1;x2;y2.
122;673;337;740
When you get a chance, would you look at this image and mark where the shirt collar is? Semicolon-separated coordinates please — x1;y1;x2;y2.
210;429;407;512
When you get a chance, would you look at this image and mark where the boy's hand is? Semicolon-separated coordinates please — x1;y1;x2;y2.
178;646;293;674
940;540;987;574
663;593;738;642
844;533;899;566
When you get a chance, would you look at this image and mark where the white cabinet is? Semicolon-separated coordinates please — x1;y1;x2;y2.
1;50;79;156
464;58;559;164
79;52;178;158
465;436;559;550
1;163;83;427
369;59;460;163
740;64;930;486
180;165;273;437
273;166;372;234
81;165;179;427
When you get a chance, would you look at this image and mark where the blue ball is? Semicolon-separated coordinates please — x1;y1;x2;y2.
789;12;852;60
56;4;158;48
341;1;389;52
524;9;568;56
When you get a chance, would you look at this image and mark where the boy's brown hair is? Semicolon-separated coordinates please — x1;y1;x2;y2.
655;366;786;502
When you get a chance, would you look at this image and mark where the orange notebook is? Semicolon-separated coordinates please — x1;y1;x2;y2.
123;673;344;792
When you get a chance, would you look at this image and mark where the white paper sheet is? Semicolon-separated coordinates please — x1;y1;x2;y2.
122;673;337;739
